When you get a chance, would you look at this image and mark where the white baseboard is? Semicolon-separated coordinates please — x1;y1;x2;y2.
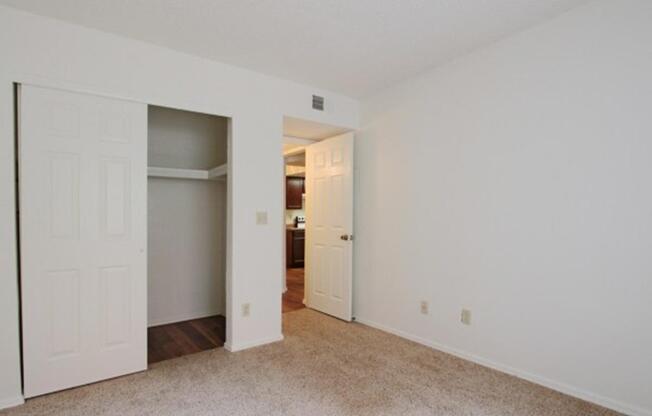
354;316;649;416
148;309;223;327
224;334;284;352
0;395;24;410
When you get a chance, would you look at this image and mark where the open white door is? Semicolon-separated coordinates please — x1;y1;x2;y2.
305;132;354;321
19;85;147;397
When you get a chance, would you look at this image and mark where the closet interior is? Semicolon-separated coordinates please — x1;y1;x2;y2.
146;105;228;364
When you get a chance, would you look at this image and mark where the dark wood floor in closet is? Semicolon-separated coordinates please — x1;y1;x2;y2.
148;315;226;364
283;267;305;313
149;268;304;364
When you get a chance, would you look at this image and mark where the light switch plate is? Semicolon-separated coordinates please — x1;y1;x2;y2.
461;309;472;325
256;211;268;225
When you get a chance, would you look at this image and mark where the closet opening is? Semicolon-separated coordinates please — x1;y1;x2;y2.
146;105;229;364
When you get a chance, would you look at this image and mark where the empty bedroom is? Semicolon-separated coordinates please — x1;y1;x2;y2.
0;1;650;415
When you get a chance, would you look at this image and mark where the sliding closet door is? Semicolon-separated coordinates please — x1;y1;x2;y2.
19;85;147;397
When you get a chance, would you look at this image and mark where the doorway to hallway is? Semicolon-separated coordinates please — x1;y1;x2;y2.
281;116;355;321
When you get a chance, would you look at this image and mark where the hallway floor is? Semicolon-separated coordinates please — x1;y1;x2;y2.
283;267;305;313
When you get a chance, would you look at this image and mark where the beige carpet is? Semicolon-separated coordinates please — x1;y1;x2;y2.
2;309;620;416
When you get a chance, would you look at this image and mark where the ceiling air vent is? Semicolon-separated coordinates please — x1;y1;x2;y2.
312;95;324;111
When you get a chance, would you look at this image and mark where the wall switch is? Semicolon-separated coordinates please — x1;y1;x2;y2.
256;211;268;225
242;303;251;317
420;301;429;315
461;309;471;325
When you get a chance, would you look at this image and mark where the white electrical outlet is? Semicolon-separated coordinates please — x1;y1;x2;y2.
256;211;268;225
461;309;471;325
420;301;429;315
242;303;251;317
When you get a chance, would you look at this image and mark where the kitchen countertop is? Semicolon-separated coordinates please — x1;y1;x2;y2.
286;225;305;231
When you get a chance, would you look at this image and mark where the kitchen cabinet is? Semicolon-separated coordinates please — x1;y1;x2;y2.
286;228;305;267
286;176;304;209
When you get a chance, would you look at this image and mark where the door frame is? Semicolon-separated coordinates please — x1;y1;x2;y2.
280;131;355;318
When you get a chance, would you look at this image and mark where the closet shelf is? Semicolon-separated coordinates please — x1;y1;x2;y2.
148;164;227;180
208;164;228;179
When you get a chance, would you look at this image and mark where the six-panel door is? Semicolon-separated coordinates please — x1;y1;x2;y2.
19;85;147;397
305;132;354;321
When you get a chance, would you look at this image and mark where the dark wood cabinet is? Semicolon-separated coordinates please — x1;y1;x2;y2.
286;228;305;267
286;176;304;209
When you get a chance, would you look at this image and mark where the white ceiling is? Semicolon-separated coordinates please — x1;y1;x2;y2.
284;116;350;140
0;0;589;98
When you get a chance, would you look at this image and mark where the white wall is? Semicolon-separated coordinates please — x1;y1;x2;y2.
148;178;227;325
148;106;227;326
0;5;358;407
148;105;228;170
355;1;652;415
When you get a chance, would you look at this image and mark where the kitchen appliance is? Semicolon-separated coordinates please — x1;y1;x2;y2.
294;215;305;229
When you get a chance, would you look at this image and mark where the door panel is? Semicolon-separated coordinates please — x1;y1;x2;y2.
49;153;81;238
100;158;131;238
305;132;354;321
48;269;81;358
100;265;131;347
19;85;147;398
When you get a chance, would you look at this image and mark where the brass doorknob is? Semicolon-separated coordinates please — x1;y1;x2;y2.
340;234;354;241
